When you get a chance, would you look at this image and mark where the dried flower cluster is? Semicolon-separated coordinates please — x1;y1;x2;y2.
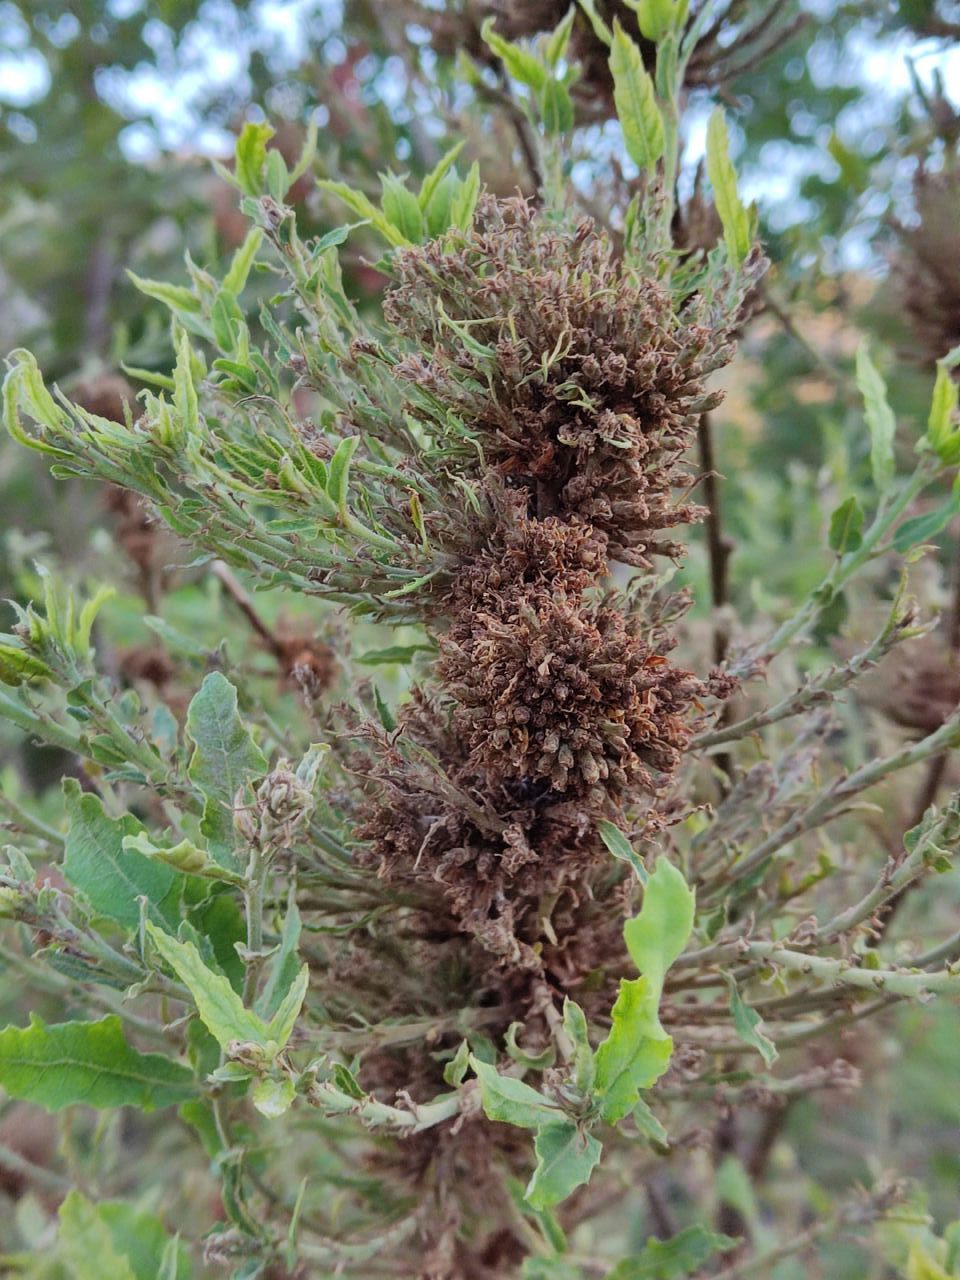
384;199;733;563
355;198;744;972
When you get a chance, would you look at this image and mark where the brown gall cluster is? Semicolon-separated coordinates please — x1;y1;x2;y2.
440;541;701;800
386;197;734;566
893;165;960;366
356;199;740;967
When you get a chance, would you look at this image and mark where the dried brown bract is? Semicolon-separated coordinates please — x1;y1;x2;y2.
274;629;337;699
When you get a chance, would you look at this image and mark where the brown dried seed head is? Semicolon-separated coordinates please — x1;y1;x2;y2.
439;579;701;801
384;197;731;564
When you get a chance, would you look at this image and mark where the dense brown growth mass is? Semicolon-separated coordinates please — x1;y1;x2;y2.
894;165;960;364
386;198;735;565
440;553;701;800
355;696;599;967
353;199;743;970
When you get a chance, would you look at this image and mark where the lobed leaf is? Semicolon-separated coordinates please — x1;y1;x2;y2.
62;1196;192;1280
525;1121;603;1209
186;672;267;868
593;977;673;1122
471;1058;565;1129
62;780;184;932
0;1015;195;1112
58;1192;137;1280
607;1225;738;1278
595;858;695;1121
622;857;695;997
147;924;271;1053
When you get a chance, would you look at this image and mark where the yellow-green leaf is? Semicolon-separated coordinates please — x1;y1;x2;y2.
525;1121;602;1209
594;977;673;1122
610;21;664;171
147;924;272;1053
235;121;275;196
928;362;960;463
856;344;897;494
471;1057;564;1130
706;108;751;264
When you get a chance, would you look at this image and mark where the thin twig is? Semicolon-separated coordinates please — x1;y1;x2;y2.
702;702;960;893
697;412;732;666
212;559;284;659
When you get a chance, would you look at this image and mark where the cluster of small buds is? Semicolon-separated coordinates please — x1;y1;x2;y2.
234;744;328;853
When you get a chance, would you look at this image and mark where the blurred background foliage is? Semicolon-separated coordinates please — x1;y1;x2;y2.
1;1;960;1274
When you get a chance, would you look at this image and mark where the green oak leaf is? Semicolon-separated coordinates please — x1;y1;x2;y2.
607;1225;738;1278
594;978;673;1123
526;1120;603;1210
0;1015;194;1111
595;858;695;1121
62;779;183;932
185;672;266;868
147;924;272;1052
471;1057;565;1129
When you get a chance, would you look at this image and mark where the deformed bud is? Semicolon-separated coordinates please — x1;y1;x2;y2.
237;744;329;851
